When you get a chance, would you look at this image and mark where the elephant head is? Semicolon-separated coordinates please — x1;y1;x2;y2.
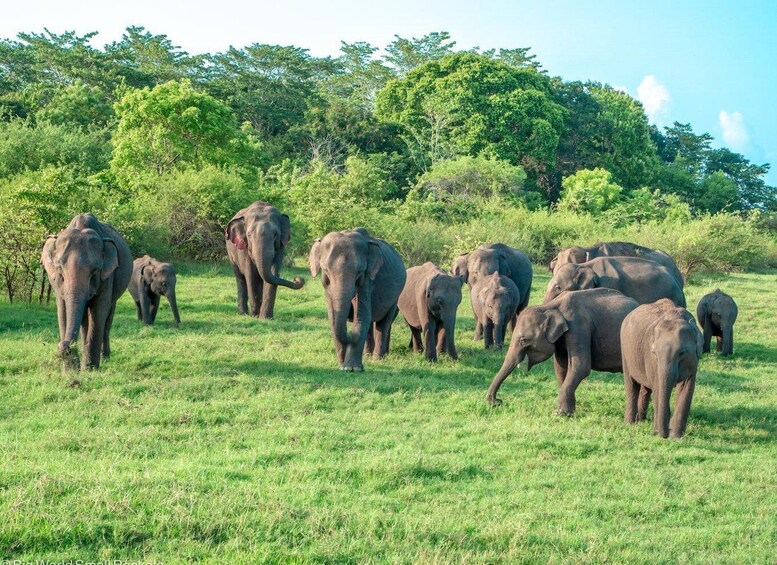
543;263;599;302
309;230;383;370
452;246;512;288
225;211;304;290
486;305;568;405
41;227;119;355
141;259;180;325
427;272;463;353
549;246;589;272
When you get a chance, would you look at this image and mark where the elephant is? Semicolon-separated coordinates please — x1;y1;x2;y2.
543;256;686;307
621;299;703;438
309;228;406;371
40;213;132;370
128;255;180;326
549;241;683;288
225;201;304;319
487;288;639;414
470;272;521;349
451;243;532;341
398;262;462;361
696;289;738;356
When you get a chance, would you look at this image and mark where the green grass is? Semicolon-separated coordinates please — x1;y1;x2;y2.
1;264;776;563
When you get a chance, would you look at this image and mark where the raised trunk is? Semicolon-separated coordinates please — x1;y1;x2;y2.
167;290;180;326
253;247;304;290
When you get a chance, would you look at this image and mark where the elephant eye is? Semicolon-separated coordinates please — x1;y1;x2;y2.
519;337;528;344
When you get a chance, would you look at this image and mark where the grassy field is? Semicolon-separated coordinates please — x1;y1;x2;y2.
1;263;775;563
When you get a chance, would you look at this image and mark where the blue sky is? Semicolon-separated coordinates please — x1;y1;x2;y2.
3;0;775;185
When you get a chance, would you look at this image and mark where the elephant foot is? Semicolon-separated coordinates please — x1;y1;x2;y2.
487;395;502;407
554;408;574;417
59;348;80;372
339;364;364;372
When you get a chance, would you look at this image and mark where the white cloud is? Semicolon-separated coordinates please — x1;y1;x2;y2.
719;110;749;152
636;75;671;124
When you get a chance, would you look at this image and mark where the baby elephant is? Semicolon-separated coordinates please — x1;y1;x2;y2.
398;262;463;361
129;255;180;326
471;272;520;349
621;299;702;438
696;289;738;356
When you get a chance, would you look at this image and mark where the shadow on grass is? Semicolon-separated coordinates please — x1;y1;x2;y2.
693;404;777;445
733;342;777;365
697;370;749;393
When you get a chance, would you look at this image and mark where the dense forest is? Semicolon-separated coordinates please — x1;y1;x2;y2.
1;28;775;302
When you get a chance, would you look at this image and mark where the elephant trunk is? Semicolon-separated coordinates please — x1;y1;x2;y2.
494;318;505;349
487;343;526;406
442;312;458;359
60;287;87;355
252;236;304;290
722;325;734;356
349;286;373;347
331;298;354;345
167;289;180;326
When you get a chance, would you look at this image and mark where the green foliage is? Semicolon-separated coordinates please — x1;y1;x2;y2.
0;119;111;179
384;31;456;75
111;80;242;183
402;156;526;223
36;80;114;129
557;167;623;215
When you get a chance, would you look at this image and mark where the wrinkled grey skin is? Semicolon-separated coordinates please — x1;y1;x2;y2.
470;272;520;349
225;201;304;319
550;241;683;288
487;288;639;414
398;262;462;362
452;243;532;341
40;213;132;370
310;228;406;371
128;255;180;326
621;299;703;438
544;257;686;307
696;289;738;356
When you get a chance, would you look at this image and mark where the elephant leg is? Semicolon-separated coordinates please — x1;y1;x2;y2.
139;289;153;325
483;320;494;349
232;264;249;315
134;301;142;321
435;326;445;354
702;319;712;353
410;326;423;352
149;293;161;323
670;376;696;439
624;369;639;424
102;303;116;359
259;282;277;319
637;386;652;421
335;338;346;366
374;305;398;359
245;267;262;317
556;349;591;416
553;354;568;387
83;304;108;370
715;336;723;352
364;325;376;356
473;320;483;341
423;319;438;362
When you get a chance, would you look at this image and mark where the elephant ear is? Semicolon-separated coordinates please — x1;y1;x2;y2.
543;309;568;343
140;262;155;285
549;256;558;273
40;235;58;276
497;253;512;277
225;216;247;250
452;254;469;283
101;239;119;281
367;241;383;280
280;214;291;247
696;297;709;323
309;239;322;277
575;266;599;289
425;274;440;298
694;324;704;358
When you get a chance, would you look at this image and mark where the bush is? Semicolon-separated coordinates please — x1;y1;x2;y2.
557;167;623;215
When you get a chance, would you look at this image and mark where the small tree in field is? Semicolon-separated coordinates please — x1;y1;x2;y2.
557;167;623;215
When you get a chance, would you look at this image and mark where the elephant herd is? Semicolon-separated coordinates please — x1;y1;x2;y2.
40;204;740;439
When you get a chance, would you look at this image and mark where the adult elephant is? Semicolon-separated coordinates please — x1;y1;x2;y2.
487;288;639;413
225;202;304;319
128;255;181;326
543;256;686;307
451;243;532;340
310;228;406;371
40;213;132;370
550;241;683;288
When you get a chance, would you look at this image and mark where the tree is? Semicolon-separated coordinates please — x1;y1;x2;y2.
557;167;623;215
697;171;739;213
36;80;113;128
384;32;456;75
321;42;394;109
704;148;774;210
111;80;240;182
375;53;566;185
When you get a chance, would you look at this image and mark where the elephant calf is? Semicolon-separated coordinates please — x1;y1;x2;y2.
696;289;738;356
128;255;181;326
398;262;462;361
621;299;702;438
487;288;639;414
544;256;686;307
470;272;520;349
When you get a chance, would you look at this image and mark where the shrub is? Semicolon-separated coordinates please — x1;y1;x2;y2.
557;167;623;215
